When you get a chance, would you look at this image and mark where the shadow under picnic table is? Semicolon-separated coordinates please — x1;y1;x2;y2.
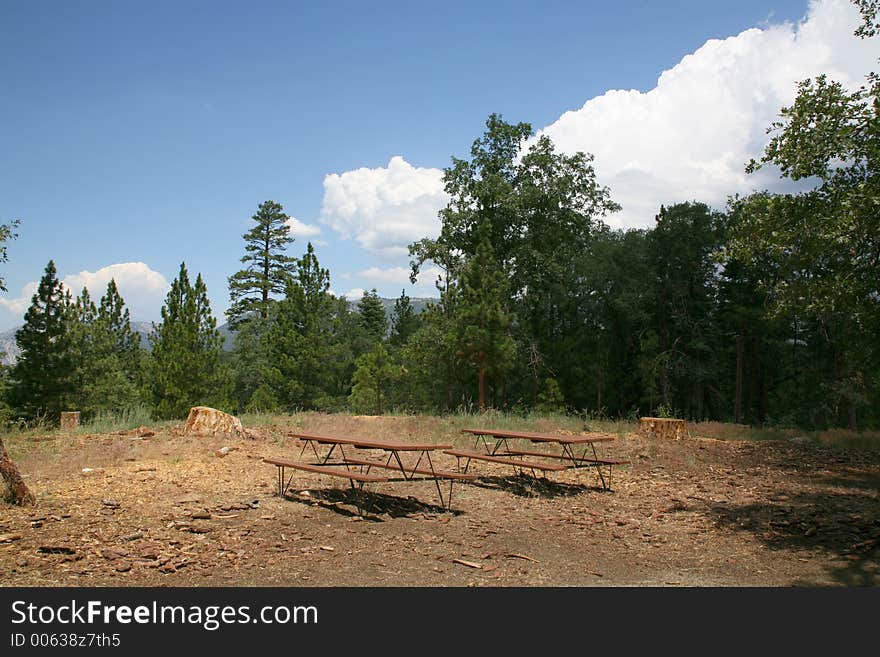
468;473;598;498
281;487;462;521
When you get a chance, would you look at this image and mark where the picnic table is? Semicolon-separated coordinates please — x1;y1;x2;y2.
264;431;475;512
444;428;629;490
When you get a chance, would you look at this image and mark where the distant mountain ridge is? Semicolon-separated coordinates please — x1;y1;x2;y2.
0;297;436;365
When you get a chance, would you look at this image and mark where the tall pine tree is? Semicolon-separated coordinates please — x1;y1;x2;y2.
7;260;75;421
227;200;297;328
150;263;226;419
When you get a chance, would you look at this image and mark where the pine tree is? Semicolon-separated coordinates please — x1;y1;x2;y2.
227;200;297;328
357;288;388;344
150;263;226;419
99;279;142;376
263;243;356;410
7;260;75;421
453;223;515;412
389;290;421;348
348;343;398;415
68;281;143;417
231;313;277;413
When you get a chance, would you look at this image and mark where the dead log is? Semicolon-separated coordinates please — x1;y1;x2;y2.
0;436;35;506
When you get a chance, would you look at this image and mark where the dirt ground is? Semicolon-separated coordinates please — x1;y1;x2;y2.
1;415;878;587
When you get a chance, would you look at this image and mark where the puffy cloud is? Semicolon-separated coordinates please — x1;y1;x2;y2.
318;1;878;241
343;288;365;300
0;281;38;314
0;262;169;322
320;156;447;258
286;215;322;238
537;0;879;228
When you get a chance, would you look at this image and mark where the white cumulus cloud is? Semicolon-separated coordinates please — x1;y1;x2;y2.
286;215;323;238
0;281;38;315
343;288;366;300
317;0;878;240
320;156;447;258
537;0;879;228
0;262;170;322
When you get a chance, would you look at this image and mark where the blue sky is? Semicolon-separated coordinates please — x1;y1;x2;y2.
1;0;877;330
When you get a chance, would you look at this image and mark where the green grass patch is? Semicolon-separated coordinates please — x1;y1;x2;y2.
77;405;156;434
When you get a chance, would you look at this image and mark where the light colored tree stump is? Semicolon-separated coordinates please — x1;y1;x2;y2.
639;417;690;440
60;411;80;431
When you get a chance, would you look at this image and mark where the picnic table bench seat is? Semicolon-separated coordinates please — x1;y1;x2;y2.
263;457;389;483
443;448;569;472
343;456;478;480
501;448;630;466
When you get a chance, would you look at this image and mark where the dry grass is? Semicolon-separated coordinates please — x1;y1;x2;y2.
691;420;880;450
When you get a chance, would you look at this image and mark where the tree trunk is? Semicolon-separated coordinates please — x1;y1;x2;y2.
261;235;270;319
755;336;767;424
478;367;486;413
734;334;744;423
0;437;35;506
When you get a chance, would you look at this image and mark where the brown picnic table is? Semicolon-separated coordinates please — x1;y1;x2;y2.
264;431;475;512
444;427;629;490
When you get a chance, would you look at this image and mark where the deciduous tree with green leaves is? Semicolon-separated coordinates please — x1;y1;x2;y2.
728;3;880;428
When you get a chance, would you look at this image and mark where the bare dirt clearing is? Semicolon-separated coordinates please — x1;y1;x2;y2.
1;415;878;587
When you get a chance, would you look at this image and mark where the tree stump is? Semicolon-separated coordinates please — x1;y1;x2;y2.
640;417;689;440
60;411;80;431
0;437;35;506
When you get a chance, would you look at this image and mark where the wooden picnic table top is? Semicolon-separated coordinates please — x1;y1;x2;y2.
462;428;615;445
288;431;453;452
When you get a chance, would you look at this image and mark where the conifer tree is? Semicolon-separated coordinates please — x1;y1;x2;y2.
357;288;388;345
348;343;398;415
7;260;75;420
150;263;226;419
227;200;297;328
68;281;143;417
264;243;353;410
389;289;421;348
453;222;515;412
99;278;142;375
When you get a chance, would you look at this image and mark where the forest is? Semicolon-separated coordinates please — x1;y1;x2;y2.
2;5;878;432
